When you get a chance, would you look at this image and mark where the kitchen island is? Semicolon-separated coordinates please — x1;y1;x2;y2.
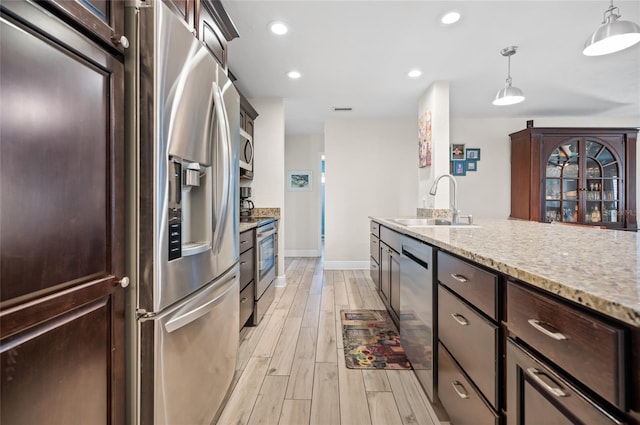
370;217;640;425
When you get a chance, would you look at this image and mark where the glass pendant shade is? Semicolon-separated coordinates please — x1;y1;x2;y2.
583;2;640;56
493;83;525;106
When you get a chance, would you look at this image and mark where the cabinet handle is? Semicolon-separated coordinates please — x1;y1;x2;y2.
450;273;469;283
240;261;247;265
111;35;129;49
526;368;568;397
240;297;249;303
527;319;567;341
118;276;130;288
241;240;248;244
451;381;469;399
451;313;469;326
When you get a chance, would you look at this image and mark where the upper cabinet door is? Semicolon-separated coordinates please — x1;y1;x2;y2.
163;0;196;31
39;0;125;53
1;2;125;423
197;0;239;68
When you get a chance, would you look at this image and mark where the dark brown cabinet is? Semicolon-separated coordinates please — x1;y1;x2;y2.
436;252;502;424
239;229;255;328
370;221;380;289
510;127;637;230
379;226;401;324
507;339;623;425
197;0;238;68
164;0;196;30
506;280;637;425
1;1;125;423
239;92;258;180
38;0;126;54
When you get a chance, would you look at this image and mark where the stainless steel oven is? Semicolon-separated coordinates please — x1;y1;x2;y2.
254;220;276;324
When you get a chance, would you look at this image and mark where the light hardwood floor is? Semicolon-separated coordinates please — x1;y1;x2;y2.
215;257;442;425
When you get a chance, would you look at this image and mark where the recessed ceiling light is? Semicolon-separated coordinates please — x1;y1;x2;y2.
408;69;422;78
269;21;288;35
440;11;461;25
287;70;301;79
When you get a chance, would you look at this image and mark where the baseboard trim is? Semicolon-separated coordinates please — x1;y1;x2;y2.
324;261;370;270
284;249;321;257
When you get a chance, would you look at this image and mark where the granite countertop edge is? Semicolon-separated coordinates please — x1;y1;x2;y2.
239;217;278;232
371;216;640;328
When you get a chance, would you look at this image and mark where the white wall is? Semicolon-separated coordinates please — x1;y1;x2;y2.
319;115;638;265
418;81;451;209
248;97;286;278
284;134;324;256
324;118;417;269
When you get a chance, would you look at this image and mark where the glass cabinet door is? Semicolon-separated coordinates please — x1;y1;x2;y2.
545;139;579;223
584;140;620;224
544;138;621;225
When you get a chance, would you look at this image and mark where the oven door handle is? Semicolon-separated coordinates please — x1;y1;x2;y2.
256;227;276;240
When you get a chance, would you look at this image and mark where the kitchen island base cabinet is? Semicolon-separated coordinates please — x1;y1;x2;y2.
438;343;500;425
506;339;623;425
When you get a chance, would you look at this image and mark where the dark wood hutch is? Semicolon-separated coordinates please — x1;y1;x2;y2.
510;127;637;231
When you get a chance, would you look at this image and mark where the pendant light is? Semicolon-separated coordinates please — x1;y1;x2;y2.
493;46;525;106
583;0;640;56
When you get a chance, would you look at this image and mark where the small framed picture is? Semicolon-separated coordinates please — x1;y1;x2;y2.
451;160;466;176
466;159;478;172
466;148;481;160
287;170;312;191
451;144;465;160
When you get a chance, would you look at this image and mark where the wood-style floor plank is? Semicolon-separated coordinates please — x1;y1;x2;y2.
367;391;404;425
247;375;288;425
278;399;311;425
217;256;443;425
337;348;372;425
309;362;340;425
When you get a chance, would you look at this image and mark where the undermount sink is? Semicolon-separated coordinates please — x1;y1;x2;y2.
391;218;480;228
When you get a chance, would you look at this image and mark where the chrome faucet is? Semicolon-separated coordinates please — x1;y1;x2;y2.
429;174;472;225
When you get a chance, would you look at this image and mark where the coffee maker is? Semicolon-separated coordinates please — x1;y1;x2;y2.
240;187;254;217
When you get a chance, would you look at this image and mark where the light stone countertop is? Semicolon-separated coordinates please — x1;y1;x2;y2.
371;217;640;328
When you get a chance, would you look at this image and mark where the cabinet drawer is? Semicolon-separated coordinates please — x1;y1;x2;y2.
370;257;379;288
438;343;500;425
370;221;380;237
439;285;499;408
239;280;254;328
507;281;626;409
240;229;255;253
438;251;498;320
506;339;623;425
370;234;380;260
239;248;254;290
380;226;401;253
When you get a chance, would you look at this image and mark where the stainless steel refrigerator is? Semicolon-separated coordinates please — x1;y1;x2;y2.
124;2;240;423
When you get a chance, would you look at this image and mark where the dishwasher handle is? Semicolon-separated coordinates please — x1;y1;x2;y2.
401;247;429;270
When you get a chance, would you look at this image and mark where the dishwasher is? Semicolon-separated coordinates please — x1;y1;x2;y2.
399;235;435;401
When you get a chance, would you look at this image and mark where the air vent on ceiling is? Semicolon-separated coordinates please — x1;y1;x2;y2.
333;107;352;112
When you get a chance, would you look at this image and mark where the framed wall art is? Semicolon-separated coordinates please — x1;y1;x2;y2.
466;148;481;160
287;170;313;191
451;160;466;176
451;144;465;160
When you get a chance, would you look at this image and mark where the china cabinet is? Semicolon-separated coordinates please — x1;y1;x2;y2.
510;127;637;230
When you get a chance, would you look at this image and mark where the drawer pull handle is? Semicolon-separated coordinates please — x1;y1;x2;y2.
527;319;567;341
240;297;249;303
450;273;469;283
451;313;469;326
241;240;248;244
526;368;568;397
240;261;247;265
451;381;469;399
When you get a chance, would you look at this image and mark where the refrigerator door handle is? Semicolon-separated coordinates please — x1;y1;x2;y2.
211;81;231;254
164;274;237;333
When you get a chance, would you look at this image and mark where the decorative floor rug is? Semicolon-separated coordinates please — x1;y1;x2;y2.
340;309;412;370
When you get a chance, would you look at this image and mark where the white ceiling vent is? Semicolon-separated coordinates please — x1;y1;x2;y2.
333;107;353;112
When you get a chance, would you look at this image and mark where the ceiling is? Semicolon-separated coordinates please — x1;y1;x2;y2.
222;0;640;135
